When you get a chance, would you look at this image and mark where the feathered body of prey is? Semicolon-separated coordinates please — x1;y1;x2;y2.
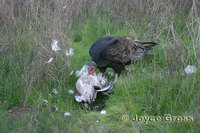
88;36;159;82
75;73;113;110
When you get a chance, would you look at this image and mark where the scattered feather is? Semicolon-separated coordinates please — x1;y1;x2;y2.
64;112;71;117
185;65;197;74
53;88;58;94
63;5;67;9
70;70;74;75
142;68;146;73
75;65;88;77
100;110;106;115
147;23;152;28
68;90;75;95
43;100;48;103
96;120;99;123
46;57;53;63
65;48;74;56
54;106;58;111
51;39;61;52
75;95;82;102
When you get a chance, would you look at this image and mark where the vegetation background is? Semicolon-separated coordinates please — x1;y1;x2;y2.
0;0;199;132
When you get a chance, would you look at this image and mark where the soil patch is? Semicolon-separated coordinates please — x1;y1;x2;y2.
7;104;33;121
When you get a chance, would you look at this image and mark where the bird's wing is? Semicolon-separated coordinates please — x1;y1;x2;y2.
89;36;119;59
100;37;145;64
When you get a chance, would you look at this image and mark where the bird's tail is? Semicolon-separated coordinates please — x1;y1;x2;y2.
142;42;159;56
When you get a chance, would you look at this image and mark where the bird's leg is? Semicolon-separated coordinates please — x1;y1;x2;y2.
99;68;106;77
114;73;118;83
99;72;103;77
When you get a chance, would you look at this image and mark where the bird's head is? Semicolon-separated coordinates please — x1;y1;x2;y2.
88;61;97;76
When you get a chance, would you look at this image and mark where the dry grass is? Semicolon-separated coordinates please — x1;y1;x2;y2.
0;0;200;132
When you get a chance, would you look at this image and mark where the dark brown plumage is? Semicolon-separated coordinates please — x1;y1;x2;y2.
89;35;159;82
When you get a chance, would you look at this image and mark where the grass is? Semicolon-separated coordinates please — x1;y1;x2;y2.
0;0;200;132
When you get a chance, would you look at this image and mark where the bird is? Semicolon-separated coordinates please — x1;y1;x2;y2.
88;35;159;82
75;73;113;110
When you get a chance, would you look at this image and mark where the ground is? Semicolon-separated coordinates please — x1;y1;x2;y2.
0;0;200;132
7;104;33;121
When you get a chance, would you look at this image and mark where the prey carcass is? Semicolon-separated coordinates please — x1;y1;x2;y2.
75;74;113;110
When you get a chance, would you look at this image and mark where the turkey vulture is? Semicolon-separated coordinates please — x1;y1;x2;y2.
88;36;159;82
